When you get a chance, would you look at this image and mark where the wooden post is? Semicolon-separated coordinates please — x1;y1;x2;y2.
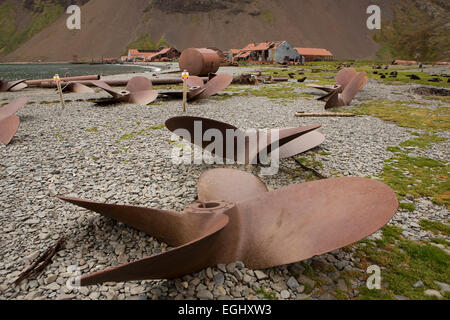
54;74;65;109
182;70;189;113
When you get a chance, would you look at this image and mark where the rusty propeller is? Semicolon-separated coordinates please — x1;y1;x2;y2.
58;168;398;285
0;97;29;145
61;82;95;93
165;116;324;163
307;68;368;108
0;79;28;92
91;76;158;105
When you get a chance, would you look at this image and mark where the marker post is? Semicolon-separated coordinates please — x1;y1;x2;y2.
182;70;189;113
54;74;65;110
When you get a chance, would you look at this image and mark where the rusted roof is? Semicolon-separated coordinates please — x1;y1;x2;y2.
295;48;333;57
235;51;251;58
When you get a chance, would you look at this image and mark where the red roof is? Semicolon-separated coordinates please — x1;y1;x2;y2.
295;48;333;57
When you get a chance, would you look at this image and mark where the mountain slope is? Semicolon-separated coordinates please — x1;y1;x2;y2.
0;0;448;62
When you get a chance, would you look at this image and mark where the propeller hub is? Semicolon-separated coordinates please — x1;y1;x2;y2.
184;200;235;214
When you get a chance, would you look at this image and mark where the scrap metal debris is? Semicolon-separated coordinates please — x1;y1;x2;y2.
14;237;65;285
0;97;29;145
165;116;324;162
58;168;398;286
91;76;158;105
61;82;95;93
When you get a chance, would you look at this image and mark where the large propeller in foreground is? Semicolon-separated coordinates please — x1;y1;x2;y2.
0;97;29;145
59;168;398;286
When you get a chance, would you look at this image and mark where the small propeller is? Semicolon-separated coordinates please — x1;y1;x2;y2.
59;168;398;285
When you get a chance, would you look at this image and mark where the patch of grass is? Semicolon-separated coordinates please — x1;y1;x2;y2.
255;286;278;300
295;156;323;168
149;125;165;130
399;202;416;212
240;84;303;102
399;134;447;149
261;10;274;24
423;96;450;104
381;152;449;208
212;93;235;101
92;157;100;161
355;225;450;300
419;219;450;236
351;99;450;131
430;238;450;247
86;128;98;133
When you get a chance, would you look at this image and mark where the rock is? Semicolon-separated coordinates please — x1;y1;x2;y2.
197;290;213;300
296;285;305;294
424;289;443;299
412;280;424;288
46;274;58;284
319;292;336;300
89;292;100;299
213;273;225;286
280;290;290;299
395;295;409;300
297;275;315;288
434;281;450;293
254;270;268;280
45;282;60;291
287;277;300;290
217;264;227;273
337;279;347;291
226;262;236;273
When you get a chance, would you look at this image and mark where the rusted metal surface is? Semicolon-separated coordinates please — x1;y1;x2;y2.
0;115;20;145
308;68;368;109
179;48;221;76
0;79;28;92
25;75;100;86
193;74;233;101
35;78;209;88
59;168;398;285
0;97;29;145
61;82;95;93
165;116;323;162
91;76;158;105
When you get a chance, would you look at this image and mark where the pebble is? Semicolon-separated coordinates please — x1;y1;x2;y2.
424;290;443;299
197;290;214;300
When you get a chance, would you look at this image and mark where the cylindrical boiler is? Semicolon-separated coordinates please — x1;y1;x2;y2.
179;48;220;76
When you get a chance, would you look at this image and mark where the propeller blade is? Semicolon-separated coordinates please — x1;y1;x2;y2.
324;90;343;109
0;115;20;145
61;82;94;93
8;80;28;92
198;168;268;203
234;177;398;269
340;72;367;106
192;74;233;100
187;76;204;88
127;90;158;105
306;84;336;93
79;212;229;285
91;80;123;99
125;76;153;92
336;68;358;90
276;130;325;159
58;196;230;247
0;98;29;122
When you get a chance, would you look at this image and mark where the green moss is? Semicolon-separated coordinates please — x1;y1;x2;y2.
355;224;450;300
419;219;450;236
149;125;165;130
381;152;449;208
86;128;98;133
399;202;416;212
352;99;450;131
399;134;447;149
255;286;278;300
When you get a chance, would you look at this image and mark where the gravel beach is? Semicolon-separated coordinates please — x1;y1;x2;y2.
0;63;448;300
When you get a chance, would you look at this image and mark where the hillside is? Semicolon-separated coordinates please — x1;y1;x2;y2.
0;0;448;62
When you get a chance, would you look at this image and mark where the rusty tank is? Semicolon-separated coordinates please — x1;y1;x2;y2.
179;48;220;76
